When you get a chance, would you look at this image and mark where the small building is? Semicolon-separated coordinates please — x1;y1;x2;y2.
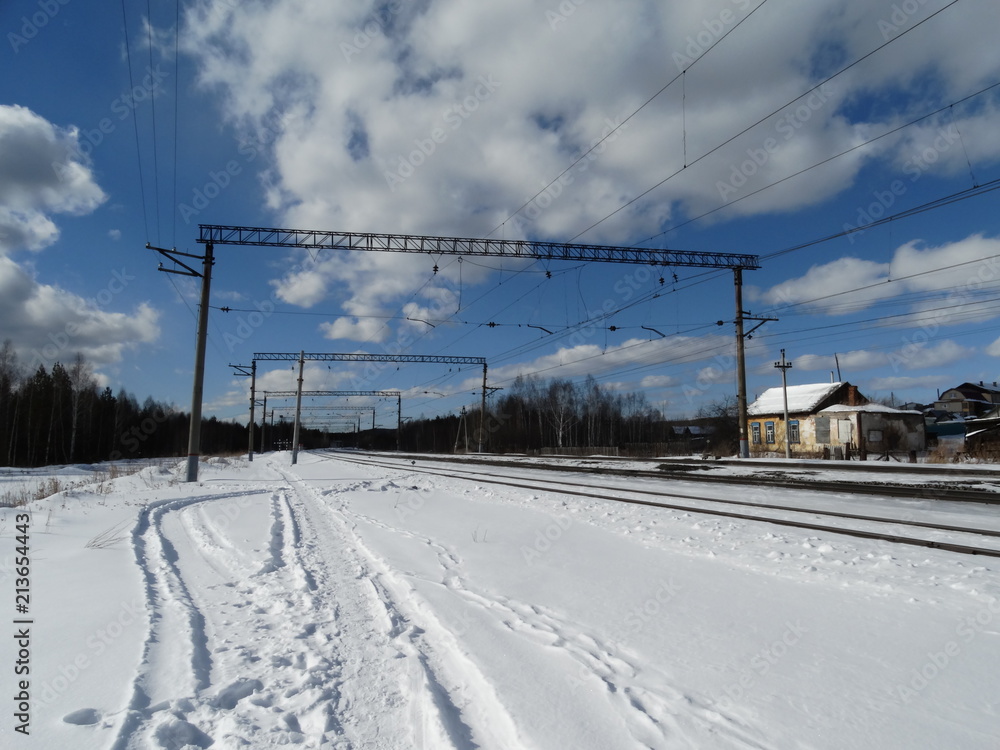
964;404;1000;458
934;382;1000;418
747;381;925;458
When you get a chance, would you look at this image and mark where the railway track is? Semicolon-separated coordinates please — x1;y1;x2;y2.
391;452;1000;505
313;450;1000;559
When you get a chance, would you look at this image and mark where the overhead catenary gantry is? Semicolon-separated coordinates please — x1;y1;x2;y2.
148;225;760;481
260;389;402;454
254;352;487;463
198;224;760;270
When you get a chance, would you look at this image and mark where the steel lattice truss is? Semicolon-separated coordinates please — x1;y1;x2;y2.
270;405;376;411
201;224;760;270
261;390;401;398
254;352;486;366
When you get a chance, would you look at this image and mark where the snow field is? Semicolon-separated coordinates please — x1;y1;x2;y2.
0;451;998;748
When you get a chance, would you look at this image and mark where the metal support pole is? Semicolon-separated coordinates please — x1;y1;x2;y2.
775;349;793;459
186;242;214;482
248;360;256;462
734;268;750;459
291;350;304;464
479;363;488;453
396;393;402;451
260;394;267;453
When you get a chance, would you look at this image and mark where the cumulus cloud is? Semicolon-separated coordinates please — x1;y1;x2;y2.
0;256;160;369
0;104;106;254
483;333;732;387
793;349;888;373
753;234;1000;317
179;0;1000;332
0;106;159;372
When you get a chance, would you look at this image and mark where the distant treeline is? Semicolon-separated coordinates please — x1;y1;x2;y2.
398;375;721;454
0;342;247;467
0;341;734;467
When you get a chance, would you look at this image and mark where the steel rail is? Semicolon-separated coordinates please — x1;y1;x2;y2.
317;451;1000;558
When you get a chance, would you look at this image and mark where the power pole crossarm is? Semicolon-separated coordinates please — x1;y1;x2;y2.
774;349;793;460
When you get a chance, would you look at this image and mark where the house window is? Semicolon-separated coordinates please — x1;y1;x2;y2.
815;416;830;444
765;421;775;444
751;422;761;444
868;429;883;443
788;420;800;444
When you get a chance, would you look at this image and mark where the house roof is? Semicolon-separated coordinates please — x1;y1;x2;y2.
820;403;921;415
942;382;1000;397
748;382;845;416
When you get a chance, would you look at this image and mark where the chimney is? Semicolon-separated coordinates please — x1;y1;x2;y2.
845;384;864;406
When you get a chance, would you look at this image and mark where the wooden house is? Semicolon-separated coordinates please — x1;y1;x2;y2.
747;381;924;458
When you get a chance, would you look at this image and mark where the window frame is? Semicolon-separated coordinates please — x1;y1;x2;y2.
788;420;800;444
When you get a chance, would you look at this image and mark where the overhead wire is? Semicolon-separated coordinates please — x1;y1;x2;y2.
487;0;772;237
146;0;161;244
568;0;962;243
119;0;150;239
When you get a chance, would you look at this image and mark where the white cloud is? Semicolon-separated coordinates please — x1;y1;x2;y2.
987;337;1000;357
793;349;887;373
753;234;1000;318
179;0;1000;326
864;375;948;395
891;339;974;371
753;257;891;312
484;333;732;387
0;104;106;254
640;374;677;388
0;256;159;369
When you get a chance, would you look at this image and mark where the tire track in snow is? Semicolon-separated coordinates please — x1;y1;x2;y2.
116;469;461;748
278;474;461;748
111;489;267;750
302;473;531;749
337;480;774;750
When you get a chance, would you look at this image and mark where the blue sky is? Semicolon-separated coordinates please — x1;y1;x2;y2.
3;0;1000;427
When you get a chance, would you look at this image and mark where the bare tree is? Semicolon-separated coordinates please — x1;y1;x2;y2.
68;353;97;462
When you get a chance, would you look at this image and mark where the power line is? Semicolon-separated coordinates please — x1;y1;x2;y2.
119;0;150;238
488;0;772;237
569;0;962;242
644;79;1000;247
146;0;161;244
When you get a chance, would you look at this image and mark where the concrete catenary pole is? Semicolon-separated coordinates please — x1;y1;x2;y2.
291;351;304;464
186;242;214;482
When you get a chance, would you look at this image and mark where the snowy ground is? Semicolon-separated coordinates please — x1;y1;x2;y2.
2;451;999;749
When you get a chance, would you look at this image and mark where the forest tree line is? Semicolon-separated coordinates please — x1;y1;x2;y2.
400;375;733;455
0;341;732;467
0;342;247;467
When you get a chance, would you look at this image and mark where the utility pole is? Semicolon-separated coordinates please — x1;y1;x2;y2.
479;362;488;453
734;269;749;458
260;394;267;453
734;268;778;460
149;242;214;482
774;349;793;459
229;362;257;462
291;351;304;464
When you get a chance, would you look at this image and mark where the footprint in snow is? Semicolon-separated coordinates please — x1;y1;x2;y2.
63;707;101;725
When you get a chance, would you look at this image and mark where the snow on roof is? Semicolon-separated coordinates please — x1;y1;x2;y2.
820;403;921;415
748;382;844;416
